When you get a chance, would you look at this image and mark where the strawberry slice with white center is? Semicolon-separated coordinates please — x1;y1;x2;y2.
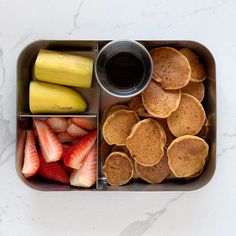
34;118;63;162
67;123;89;138
46;117;67;133
22;130;40;178
37;152;69;184
71;117;97;130
57;131;75;143
64;130;97;169
70;143;97;188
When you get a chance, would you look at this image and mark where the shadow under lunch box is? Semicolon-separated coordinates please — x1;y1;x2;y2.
16;40;216;191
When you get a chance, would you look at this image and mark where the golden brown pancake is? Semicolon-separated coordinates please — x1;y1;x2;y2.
142;80;181;118
100;139;113;164
154;118;175;146
135;149;170;184
126;118;166;166
128;94;151;117
111;145;130;154
185;166;204;180
111;145;139;179
102;110;139;146
196;118;208;139
150;47;191;90
167;93;206;137
180;48;206;82
167;135;209;177
181;81;205;102
101;104;129;129
103;151;133;186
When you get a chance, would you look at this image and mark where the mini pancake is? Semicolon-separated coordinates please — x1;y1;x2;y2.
135;149;170;184
185;165;205;180
167;93;206;137
103;151;133;186
154;118;175;146
167;135;209;177
100;139;113;164
181;81;205;102
111;145;139;179
128;94;151;117
126;118;166;166
111;145;130;154
102;110;139;146
142;80;181;118
180;48;206;82
196;118;208;139
101;104;129;129
150;47;191;90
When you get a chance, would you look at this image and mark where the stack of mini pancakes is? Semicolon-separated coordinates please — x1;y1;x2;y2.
101;47;209;186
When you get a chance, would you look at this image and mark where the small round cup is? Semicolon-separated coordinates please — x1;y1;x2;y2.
95;40;153;98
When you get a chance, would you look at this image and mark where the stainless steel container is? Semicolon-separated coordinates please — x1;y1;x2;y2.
16;40;216;191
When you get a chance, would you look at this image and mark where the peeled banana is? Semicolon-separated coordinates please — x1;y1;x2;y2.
35;49;93;88
29;81;87;114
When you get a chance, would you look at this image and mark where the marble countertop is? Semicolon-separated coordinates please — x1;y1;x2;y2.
0;0;235;235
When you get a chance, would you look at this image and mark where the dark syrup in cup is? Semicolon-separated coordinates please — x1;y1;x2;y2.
105;52;144;89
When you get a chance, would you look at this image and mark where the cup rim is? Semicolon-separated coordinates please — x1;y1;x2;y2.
95;40;153;98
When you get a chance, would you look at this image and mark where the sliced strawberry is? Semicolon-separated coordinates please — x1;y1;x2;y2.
46;117;67;133
57;131;74;143
37;152;69;184
67;123;89;138
61;144;70;161
71;117;97;130
34;118;63;162
22;130;40;178
70;143;97;188
64;130;97;169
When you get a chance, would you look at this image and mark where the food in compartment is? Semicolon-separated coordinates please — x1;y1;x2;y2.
179;48;206;82
142;80;181;118
22;130;40;178
46;117;67;133
29;81;87;114
101;46;209;186
167;93;206;137
134;149;170;184
181;81;205;102
34;118;63;162
37;152;69;184
102;110;139;146
167;135;208;177
35;49;93;88
21;117;97;188
126;118;166;166
63;130;97;169
150;47;191;90
128;95;151;117
197;119;209;139
70;143;97;188
103;152;133;186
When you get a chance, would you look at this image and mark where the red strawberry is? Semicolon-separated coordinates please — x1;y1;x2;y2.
67;123;88;138
70;143;97;187
32;122;38;137
22;130;40;178
57;131;74;143
61;144;70;161
37;152;69;184
34;118;63;162
46;117;67;133
71;117;97;130
64;130;97;169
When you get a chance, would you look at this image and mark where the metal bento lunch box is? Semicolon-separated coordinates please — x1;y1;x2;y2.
16;40;216;191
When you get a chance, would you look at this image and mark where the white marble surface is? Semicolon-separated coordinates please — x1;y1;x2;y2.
0;0;235;235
